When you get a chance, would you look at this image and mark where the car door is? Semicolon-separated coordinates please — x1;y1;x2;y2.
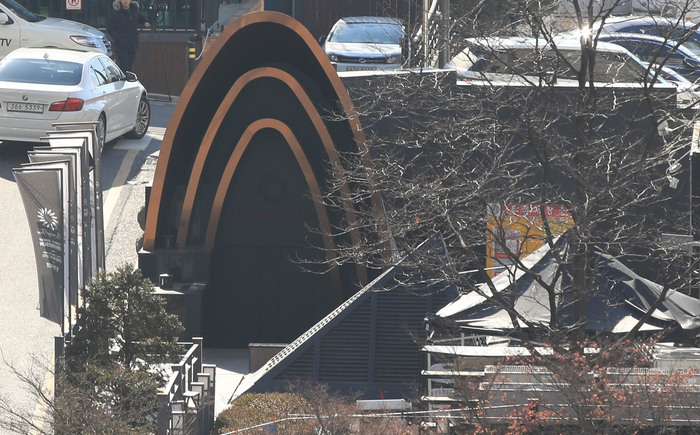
642;41;700;81
98;56;140;134
90;57;131;140
100;56;141;131
604;37;658;63
89;57;122;137
0;4;21;59
93;56;128;134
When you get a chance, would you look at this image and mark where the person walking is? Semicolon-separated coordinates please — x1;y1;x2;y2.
107;0;150;72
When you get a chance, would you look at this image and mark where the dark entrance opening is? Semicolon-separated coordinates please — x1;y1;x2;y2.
202;128;335;348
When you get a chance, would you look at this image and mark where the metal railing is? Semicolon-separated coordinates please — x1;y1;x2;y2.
157;337;217;435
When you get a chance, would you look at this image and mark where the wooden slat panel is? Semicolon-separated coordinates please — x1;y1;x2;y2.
132;41;189;96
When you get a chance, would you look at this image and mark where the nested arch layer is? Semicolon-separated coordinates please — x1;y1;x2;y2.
143;11;367;252
175;67;360;255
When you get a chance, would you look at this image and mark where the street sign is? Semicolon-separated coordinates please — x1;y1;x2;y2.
65;0;81;11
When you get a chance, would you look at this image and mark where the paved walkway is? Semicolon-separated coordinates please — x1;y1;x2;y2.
204;348;250;415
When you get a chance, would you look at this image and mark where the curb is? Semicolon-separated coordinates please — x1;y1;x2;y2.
149;93;179;103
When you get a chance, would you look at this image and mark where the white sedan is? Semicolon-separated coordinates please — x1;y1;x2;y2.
0;47;149;148
322;16;404;72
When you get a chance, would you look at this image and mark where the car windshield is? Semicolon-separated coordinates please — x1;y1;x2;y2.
464;46;652;83
0;0;44;22
0;58;82;85
329;22;403;44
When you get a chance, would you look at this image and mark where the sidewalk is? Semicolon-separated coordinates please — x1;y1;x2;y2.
204;348;251;415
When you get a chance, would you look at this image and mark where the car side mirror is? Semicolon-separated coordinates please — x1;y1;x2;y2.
125;71;138;82
683;58;700;71
0;13;9;25
318;35;326;45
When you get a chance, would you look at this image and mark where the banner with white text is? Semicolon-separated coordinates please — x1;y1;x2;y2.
14;168;69;325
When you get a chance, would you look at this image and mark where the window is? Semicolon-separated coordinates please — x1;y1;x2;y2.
98;56;122;82
0;58;82;85
0;0;42;22
466;46;650;83
328;22;404;44
617;24;700;53
611;39;688;68
655;44;689;68
89;58;108;86
603;37;700;81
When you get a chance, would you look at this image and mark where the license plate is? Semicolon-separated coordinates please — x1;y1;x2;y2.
347;65;377;71
7;102;44;113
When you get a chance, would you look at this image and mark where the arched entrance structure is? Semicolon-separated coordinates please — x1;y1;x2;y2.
139;12;372;347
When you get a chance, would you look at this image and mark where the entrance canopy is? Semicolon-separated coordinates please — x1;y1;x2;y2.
438;236;700;335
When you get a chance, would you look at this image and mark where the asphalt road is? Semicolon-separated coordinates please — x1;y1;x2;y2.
0;95;176;431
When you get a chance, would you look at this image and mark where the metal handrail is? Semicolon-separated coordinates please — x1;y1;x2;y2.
156;337;216;435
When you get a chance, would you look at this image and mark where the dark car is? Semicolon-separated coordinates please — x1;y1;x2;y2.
598;33;700;83
596;16;700;55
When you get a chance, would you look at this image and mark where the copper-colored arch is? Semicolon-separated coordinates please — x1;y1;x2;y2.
143;11;369;251
205;118;343;304
175;67;361;275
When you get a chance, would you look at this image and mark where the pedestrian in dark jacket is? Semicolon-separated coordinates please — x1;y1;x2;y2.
107;0;150;72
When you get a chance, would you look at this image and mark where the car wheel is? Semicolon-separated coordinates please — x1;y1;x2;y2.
96;114;106;152
126;95;150;139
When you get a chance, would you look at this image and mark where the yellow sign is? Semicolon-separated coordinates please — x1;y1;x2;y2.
486;203;573;277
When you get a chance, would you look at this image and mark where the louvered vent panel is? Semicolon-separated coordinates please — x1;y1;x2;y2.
374;290;427;382
432;287;456;312
275;345;314;381
319;298;371;382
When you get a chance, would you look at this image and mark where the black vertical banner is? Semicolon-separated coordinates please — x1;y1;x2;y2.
13;168;67;326
29;151;81;306
47;137;93;286
48;126;104;272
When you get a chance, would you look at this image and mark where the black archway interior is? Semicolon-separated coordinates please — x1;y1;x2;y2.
142;13;371;348
203;129;334;348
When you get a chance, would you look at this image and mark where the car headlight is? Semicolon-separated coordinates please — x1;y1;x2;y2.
386;55;401;64
70;35;103;50
327;53;338;62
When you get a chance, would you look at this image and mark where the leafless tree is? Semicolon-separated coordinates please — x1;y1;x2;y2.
317;0;700;350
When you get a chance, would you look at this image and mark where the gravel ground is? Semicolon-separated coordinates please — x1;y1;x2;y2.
104;150;159;271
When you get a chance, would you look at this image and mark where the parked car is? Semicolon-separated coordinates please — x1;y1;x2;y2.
0;0;110;59
0;47;149;148
445;36;664;85
320;16;404;72
594;16;700;55
598;33;700;82
445;36;695;109
557;0;677;17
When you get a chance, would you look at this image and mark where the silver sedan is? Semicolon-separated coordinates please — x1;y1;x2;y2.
0;47;149;148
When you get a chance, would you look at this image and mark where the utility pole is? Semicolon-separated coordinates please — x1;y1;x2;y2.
423;0;430;66
692;122;700;297
438;0;450;68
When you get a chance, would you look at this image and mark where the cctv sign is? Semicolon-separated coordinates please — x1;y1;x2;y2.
66;0;81;10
